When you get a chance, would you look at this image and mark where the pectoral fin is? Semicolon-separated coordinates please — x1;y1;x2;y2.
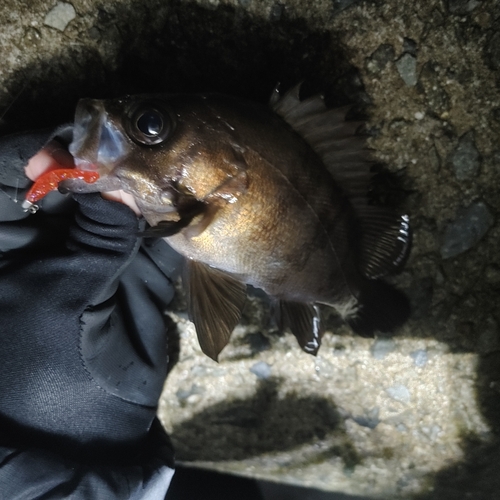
278;301;322;356
186;260;247;361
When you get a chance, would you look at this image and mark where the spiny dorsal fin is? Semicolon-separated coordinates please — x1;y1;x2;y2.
271;83;374;199
186;260;247;361
272;84;412;279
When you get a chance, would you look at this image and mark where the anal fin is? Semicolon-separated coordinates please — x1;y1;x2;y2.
278;301;322;356
186;260;247;361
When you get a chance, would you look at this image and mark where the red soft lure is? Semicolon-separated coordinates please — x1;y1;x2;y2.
23;169;99;212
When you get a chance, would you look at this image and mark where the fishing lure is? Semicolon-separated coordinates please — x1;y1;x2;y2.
22;169;99;213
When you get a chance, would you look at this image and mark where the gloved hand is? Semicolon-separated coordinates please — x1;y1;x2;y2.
0;127;182;499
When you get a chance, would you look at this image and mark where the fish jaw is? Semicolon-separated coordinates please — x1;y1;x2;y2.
69;98;131;175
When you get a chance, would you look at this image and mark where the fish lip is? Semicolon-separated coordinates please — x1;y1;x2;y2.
73;158;97;170
69;98;130;173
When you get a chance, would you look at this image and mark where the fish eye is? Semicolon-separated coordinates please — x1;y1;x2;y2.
137;110;163;137
126;102;174;146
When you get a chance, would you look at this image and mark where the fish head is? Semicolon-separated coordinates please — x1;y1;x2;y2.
69;94;248;224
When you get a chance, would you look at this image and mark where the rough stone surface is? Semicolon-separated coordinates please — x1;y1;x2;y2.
366;43;395;74
1;0;500;498
417;61;450;116
488;31;500;71
447;0;481;15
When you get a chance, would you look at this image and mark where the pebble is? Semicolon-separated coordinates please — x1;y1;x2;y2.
440;201;495;259
386;384;411;404
370;339;396;360
396;53;417;86
449;131;480;180
176;384;205;402
410;349;428;367
250;361;272;379
44;2;76;32
352;407;380;429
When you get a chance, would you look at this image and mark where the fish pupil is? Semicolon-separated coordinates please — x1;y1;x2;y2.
137;110;163;137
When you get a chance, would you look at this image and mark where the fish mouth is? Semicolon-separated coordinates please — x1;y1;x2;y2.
69;98;129;173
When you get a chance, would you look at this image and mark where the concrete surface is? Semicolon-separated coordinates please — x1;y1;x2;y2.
1;0;499;498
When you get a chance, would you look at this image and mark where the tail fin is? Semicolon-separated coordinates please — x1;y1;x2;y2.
346;279;410;337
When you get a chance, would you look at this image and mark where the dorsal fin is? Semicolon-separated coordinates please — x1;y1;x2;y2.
271;83;374;199
272;84;412;279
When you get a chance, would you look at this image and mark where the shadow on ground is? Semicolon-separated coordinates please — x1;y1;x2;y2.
1;0;360;134
170;377;360;468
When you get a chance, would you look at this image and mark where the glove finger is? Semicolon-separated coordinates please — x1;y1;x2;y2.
0;129;54;188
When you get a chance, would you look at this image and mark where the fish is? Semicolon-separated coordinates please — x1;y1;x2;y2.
63;84;412;361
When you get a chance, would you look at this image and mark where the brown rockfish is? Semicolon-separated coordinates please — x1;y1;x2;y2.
64;84;411;360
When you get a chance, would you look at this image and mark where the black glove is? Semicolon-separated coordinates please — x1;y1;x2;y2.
0;128;182;499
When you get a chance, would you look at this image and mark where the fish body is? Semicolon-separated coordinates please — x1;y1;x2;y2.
67;86;411;360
